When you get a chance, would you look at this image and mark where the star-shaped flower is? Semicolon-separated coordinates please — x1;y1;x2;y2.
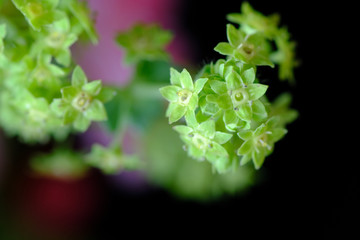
237;117;287;169
214;24;274;67
116;23;173;64
205;65;268;125
12;0;65;31
50;66;109;132
173;119;233;173
159;68;207;124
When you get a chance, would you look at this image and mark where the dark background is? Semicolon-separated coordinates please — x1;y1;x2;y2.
93;0;354;238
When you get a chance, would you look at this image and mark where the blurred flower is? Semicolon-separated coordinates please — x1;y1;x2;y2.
73;0;194;85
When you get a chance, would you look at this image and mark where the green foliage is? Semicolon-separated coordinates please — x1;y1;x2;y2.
30;148;89;179
159;2;298;172
85;144;139;174
116;23;173;64
145;119;256;201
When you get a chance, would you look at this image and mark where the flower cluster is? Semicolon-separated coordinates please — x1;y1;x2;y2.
0;0;105;142
160;2;297;171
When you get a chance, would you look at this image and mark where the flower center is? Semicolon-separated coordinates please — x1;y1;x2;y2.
72;92;91;111
192;133;210;150
26;3;44;18
231;88;249;107
46;32;66;48
256;133;272;150
241;43;255;57
177;89;192;106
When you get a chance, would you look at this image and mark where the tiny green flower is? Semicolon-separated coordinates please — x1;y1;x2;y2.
227;2;280;39
12;0;65;31
29;16;78;67
214;24;274;67
237;117;287;169
31;149;88;179
65;0;98;44
270;28;298;82
116;23;173;63
25;53;64;100
85;144;139;174
205;65;268;124
50;65;108;132
160;68;208;124
174;119;233;173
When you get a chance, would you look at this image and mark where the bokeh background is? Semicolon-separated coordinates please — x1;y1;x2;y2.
0;0;354;239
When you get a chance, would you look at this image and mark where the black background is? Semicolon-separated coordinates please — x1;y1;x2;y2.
93;0;355;238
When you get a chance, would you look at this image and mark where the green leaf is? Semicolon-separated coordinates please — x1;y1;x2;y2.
213;132;232;144
225;70;243;90
227;24;242;46
63;107;79;124
173;125;193;135
180;69;194;91
209;80;227;94
73;114;91;132
214;42;234;55
252;100;267;122
68;0;98;44
184;111;198;128
169;104;186;124
159;85;180;102
55;48;71;67
82;80;102;96
237;130;253;140
72;66;87;87
252;148;266;169
242;67;256;85
223;110;238;132
61;86;78;102
187;94;198;111
50;98;68;114
247;84;268;100
237;139;253;155
170;67;181;86
194;78;208;94
208;142;228;157
235;103;252;121
198;120;215;139
268;128;287;142
84;99;107;121
240;153;252;166
96;87;117;103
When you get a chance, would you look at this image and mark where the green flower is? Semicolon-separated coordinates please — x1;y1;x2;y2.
85;144;139;174
33;17;78;66
174;119;233;173
159;68;208;124
60;0;98;44
12;0;65;31
270;28;298;82
227;2;280;39
214;24;274;67
25;53;64;100
116;23;173;63
237;117;287;169
50;66;108;132
31;149;89;179
205;65;268;125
